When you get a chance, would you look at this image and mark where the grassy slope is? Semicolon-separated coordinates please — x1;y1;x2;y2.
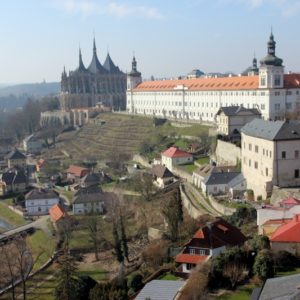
0;200;27;227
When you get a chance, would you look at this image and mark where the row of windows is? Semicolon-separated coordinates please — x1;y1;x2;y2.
281;150;299;159
135;108;215;118
244;143;272;158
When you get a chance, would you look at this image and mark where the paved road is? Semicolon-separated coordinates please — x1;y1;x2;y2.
0;215;50;241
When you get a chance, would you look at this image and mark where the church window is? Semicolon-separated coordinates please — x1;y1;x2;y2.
260;76;266;86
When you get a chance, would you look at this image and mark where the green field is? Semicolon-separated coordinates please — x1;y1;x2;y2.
27;229;56;271
0;200;27;227
158;272;180;281
196;156;210;165
216;284;255;300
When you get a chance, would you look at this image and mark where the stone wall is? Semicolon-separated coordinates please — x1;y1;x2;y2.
180;185;203;219
215;139;241;166
208;196;236;216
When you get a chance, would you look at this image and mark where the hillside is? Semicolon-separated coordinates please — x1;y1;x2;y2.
0;82;60;97
54;113;154;160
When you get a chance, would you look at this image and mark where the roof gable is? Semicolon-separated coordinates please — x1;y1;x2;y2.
162;146;192;158
271;214;300;242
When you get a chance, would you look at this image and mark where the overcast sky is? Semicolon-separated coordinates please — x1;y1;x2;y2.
0;0;300;83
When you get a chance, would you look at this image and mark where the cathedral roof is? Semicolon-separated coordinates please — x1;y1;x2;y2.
76;48;87;72
87;39;108;74
103;53;123;74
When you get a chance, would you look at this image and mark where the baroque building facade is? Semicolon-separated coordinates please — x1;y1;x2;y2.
60;39;126;111
126;33;300;122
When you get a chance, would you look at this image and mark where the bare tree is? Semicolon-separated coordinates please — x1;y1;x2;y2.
223;262;247;289
86;215;101;261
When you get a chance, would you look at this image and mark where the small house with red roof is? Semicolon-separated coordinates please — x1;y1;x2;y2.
66;165;90;182
49;203;67;223
161;146;193;171
262;217;292;238
175;217;246;274
270;214;300;255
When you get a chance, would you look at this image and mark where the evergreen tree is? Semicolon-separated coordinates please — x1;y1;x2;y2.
54;250;82;300
253;249;274;280
113;221;124;263
119;214;129;262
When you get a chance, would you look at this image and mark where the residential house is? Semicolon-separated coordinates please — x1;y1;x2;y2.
5;149;27;169
49;203;67;223
151;164;175;188
192;164;237;189
23;134;43;154
25;189;60;216
0;169;27;195
241;119;300;200
261;218;291;238
201;171;245;197
175;218;246;274
270;214;300;255
80;172;111;188
161;146;193;171
135;280;184;300
257;202;300;233
73;186;105;215
251;273;300;300
216;106;261;137
66;165;90;182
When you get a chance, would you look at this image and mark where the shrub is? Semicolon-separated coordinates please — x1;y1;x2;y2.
253;249;274;280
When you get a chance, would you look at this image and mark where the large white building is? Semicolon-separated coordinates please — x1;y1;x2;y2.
241;119;300;199
126;33;300;122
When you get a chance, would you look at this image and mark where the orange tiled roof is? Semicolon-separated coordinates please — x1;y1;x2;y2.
162;147;192;158
193;229;204;239
66;165;90;177
271;214;300;243
134;76;259;91
280;196;300;206
133;73;300;92
175;253;208;264
49;204;66;222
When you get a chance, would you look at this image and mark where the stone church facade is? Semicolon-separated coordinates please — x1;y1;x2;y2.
60;39;126;111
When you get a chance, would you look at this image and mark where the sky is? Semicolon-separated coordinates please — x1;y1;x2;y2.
0;0;300;84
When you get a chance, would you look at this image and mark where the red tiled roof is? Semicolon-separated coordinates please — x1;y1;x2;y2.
271;214;300;243
284;74;300;89
175;254;208;264
133;74;300;92
187;218;246;249
66;165;90;178
49;204;66;222
162;147;192;158
134;76;259;91
263;218;292;226
280;196;300;206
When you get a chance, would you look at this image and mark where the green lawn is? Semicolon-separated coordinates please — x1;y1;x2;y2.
78;267;109;282
158;272;180;281
196;156;210;165
216;284;255;300
69;229;94;250
0;200;27;227
27;229;56;271
182;164;198;174
276;267;300;277
159;122;210;138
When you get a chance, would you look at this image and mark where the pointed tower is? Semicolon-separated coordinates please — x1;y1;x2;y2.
259;31;284;88
88;38;107;74
77;48;87;72
127;56;142;90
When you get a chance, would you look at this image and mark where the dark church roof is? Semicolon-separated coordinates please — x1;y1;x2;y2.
88;39;108;74
103;53;123;74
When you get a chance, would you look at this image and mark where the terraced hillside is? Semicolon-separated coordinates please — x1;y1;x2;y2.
55;113;154;160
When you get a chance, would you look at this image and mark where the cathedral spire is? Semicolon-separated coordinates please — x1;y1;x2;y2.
77;47;87;72
88;37;108;74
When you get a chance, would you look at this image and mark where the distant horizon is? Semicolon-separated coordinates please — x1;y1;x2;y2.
1;0;300;83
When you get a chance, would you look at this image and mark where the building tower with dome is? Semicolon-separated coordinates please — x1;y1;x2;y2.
60;38;126;111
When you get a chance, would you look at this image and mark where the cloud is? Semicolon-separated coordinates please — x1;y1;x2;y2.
50;0;163;19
